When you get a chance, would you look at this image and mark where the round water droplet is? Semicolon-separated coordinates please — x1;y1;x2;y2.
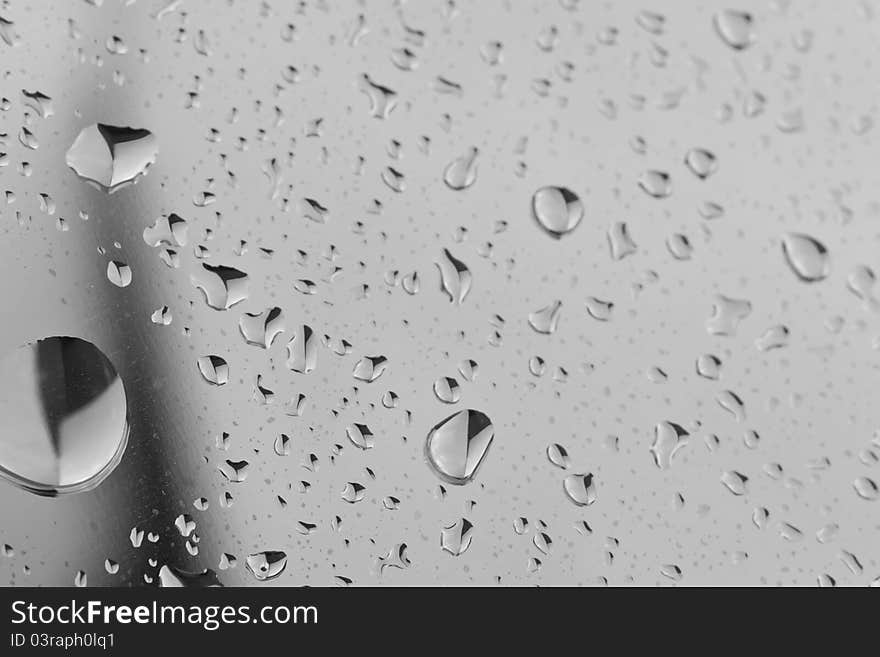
531;186;583;238
106;261;132;288
684;148;718;179
0;336;128;495
425;409;494;485
546;443;570;469
853;476;879;501
638;170;672;198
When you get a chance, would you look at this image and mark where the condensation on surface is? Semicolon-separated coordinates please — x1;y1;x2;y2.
0;0;879;587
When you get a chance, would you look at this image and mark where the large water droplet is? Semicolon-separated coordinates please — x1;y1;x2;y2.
531;186;583;238
352;355;387;382
440;518;474;556
65;124;158;192
781;233;830;283
286;325;317;374
650;421;689;470
0;336;128;495
239;307;284;348
197;355;229;386
425;409;494;485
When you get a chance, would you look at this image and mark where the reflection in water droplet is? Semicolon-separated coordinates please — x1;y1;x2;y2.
246;551;287;581
433;376;461;404
346;423;374;450
650;421;689;470
197;355;228;386
65;124;158;192
352;355;387;382
0;336;128;496
781;233;830;283
714;10;756;50
425;409;494;485
563;473;597;506
158;565;222;587
443;147;478;190
191;263;249;310
441;518;474;556
341;482;366;503
531;186;583;238
286;325;317;374
436;248;472;304
239;307;284;349
528;300;562;334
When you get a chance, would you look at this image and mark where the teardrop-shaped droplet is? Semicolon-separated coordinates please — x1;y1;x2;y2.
425;409;494;485
531;186;583;238
443;147;478;190
781;233;830;283
546;443;570;469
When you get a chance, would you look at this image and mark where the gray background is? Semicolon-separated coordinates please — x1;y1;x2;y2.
0;0;878;586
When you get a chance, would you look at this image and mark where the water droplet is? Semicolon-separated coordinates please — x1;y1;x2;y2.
443;147;478;190
341;482;366;503
346;423;374;450
696;354;722;380
716;390;746;422
547;443;570;469
65;124;157;192
433;376;461;404
531;186;583;238
713;10;756;50
563;473;597;506
352;355;387;382
425;409;494;485
440;518;474;556
436;248;472;304
158;565;222;587
607;222;637;260
239;307;284;348
720;470;749;496
457;359;479;382
106;261;132;287
650;421;689;470
218;459;249;483
0;336;128;495
528;300;562;334
191;263;249;310
286;325;317;374
781;233;830;283
755;325;789;351
666;233;693;260
246;551;287;581
143;213;188;247
197;355;228;386
684;148;718;179
359;74;397;119
706;295;752;336
638;170;672;198
585;297;613;321
853;476;879;501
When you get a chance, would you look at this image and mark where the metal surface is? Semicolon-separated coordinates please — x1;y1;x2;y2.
0;0;879;586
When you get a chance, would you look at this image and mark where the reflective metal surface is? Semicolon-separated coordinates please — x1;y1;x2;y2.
1;1;879;586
